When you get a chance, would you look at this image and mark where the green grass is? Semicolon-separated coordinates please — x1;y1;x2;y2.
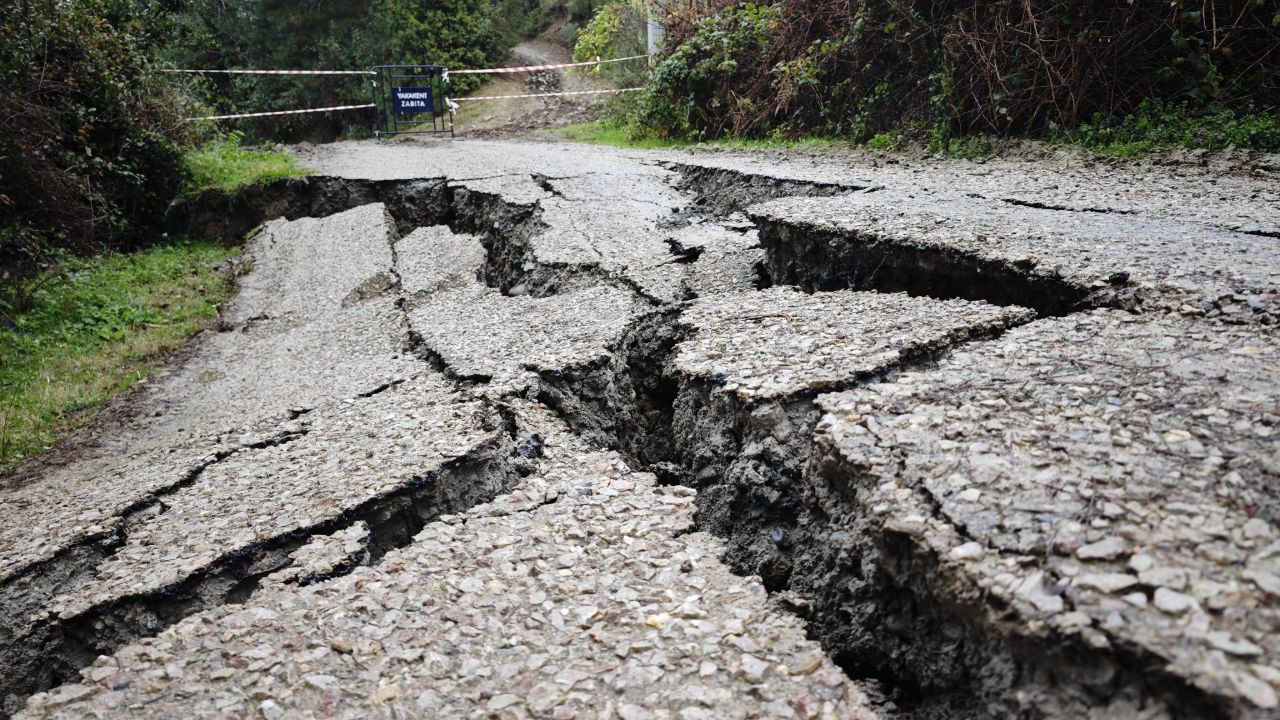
182;131;310;195
0;240;237;473
563;101;1280;160
1049;103;1280;158
557;120;850;151
559;121;689;149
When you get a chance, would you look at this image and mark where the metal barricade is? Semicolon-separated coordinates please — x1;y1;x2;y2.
370;65;453;138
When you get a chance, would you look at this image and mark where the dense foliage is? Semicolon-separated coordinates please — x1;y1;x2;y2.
636;0;1280;144
0;0;197;311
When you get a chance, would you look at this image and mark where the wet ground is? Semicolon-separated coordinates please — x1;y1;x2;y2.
2;139;1278;719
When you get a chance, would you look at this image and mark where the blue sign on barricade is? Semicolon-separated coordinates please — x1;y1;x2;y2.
391;86;434;114
370;65;453;138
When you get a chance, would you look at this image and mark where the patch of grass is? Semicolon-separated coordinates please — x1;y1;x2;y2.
557;120;851;151
865;132;898;150
182;131;310;195
1049;102;1280;157
0;240;237;473
558;120;690;149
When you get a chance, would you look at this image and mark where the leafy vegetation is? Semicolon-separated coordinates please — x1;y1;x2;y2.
1;0;200;314
559;118;846;151
183;132;311;195
1050;102;1280;157
0;240;236;473
619;0;1280;149
571;1;650;85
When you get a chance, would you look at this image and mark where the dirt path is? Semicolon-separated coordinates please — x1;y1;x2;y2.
4;140;1279;719
454;16;619;136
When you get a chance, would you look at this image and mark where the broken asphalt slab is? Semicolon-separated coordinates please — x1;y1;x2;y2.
3;138;1279;718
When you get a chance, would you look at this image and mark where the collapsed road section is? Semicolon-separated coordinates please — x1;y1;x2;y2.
3;140;1278;719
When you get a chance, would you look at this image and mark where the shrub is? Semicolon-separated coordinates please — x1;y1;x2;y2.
573;1;651;86
0;0;197;313
1052;101;1280;156
636;0;1280;144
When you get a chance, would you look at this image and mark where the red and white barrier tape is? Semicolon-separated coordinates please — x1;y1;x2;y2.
188;103;376;122
164;69;373;76
450;87;643;102
448;54;649;76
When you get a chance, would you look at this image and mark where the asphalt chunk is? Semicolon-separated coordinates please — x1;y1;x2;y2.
674;287;1035;401
19;413;880;720
815;310;1280;715
750;192;1279;317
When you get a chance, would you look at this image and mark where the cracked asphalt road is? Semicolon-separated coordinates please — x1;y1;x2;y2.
3;139;1279;719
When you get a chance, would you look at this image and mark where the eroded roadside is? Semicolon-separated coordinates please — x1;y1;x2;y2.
3;140;1278;720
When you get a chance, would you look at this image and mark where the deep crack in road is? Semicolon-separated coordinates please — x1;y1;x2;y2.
3;140;1279;719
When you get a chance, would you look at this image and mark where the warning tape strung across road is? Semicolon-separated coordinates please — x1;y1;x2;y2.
163;54;649;78
163;68;374;76
187;103;376;122
449;87;644;102
448;54;649;76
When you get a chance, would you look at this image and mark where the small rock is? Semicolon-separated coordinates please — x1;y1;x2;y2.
260;699;284;720
1233;671;1279;709
488;694;521;711
370;684;402;703
1075;572;1139;593
1077;536;1129;561
1153;587;1198;615
645;613;670;629
1244;569;1280;598
618;703;652;720
948;542;984;561
737;654;771;683
1244;518;1274;540
1128;553;1155;573
1122;592;1148;607
1138;567;1189;591
1206;632;1263;657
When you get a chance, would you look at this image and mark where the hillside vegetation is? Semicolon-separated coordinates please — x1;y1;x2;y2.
587;0;1280;151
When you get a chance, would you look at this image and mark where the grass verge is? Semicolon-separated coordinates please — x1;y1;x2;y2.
0;240;237;473
562;103;1280;160
183;130;311;195
1048;102;1280;158
557;120;850;151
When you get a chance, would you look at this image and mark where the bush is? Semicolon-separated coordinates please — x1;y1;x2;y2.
640;3;781;139
573;0;651;86
0;0;197;314
943;1;1280;133
637;0;1280;145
